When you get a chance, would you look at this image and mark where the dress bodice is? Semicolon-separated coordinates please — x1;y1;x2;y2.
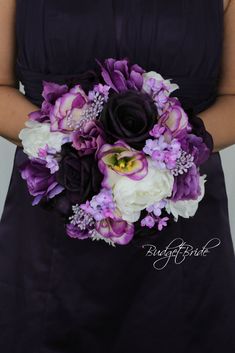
15;0;224;113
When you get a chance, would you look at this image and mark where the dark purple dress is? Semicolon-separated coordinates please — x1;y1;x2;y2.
1;0;235;352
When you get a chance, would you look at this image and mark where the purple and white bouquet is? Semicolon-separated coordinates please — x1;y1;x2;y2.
19;58;213;246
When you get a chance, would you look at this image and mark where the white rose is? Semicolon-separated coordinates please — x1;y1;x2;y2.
19;120;66;158
142;71;179;95
165;174;207;221
112;158;174;223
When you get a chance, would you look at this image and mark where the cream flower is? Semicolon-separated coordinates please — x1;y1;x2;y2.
142;71;179;95
165;174;207;221
112;158;174;223
19;120;66;158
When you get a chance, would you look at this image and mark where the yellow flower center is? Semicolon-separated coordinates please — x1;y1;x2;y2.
114;158;134;172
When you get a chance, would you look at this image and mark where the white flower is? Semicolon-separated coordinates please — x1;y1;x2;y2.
112;158;174;223
142;71;179;95
165;174;207;221
19;120;66;158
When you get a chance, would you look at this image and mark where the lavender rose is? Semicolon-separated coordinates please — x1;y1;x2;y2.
96;217;135;245
158;98;189;141
98;58;145;93
19;158;64;206
72;120;106;157
100;90;158;150
29;81;69;123
56;143;103;207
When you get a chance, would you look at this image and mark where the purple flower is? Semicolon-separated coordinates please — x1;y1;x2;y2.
55;143;103;209
96;217;135;245
141;215;155;228
50;85;88;131
149;124;166;138
19;158;64;206
171;163;201;201
143;135;181;170
158;98;189;141
97;140;148;189
180;133;211;166
157;216;169;231
66;223;91;240
98;58;145;93
29;81;69;123
72;120;106;158
146;200;167;217
80;188;116;221
100;90;158;150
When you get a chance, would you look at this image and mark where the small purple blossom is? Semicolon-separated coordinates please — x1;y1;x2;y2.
88;84;110;103
146;200;167;217
66;204;96;240
143;135;181;170
140;208;169;231
157;216;169;231
38;145;60;174
149;124;166;138
143;77;170;110
141;215;156;228
80;188;116;221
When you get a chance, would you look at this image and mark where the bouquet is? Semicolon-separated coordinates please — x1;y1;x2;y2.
19;58;213;246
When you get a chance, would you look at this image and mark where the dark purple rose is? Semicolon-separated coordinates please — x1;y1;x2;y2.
180;133;211;166
100;90;158;150
187;111;214;154
55;144;103;214
72;120;106;157
98;58;145;93
66;69;100;94
171;163;201;201
19;158;64;206
29;81;69;123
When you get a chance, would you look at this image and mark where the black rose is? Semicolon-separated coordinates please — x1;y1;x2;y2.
54;143;103;217
100;90;158;150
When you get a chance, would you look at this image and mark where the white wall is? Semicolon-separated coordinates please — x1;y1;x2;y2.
0;137;235;246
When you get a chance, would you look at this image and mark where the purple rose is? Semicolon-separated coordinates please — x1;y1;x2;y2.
72;120;106;157
29;81;69;123
55;143;103;208
98;58;145;93
171;163;201;201
180;134;210;166
19;158;64;206
100;90;158;150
